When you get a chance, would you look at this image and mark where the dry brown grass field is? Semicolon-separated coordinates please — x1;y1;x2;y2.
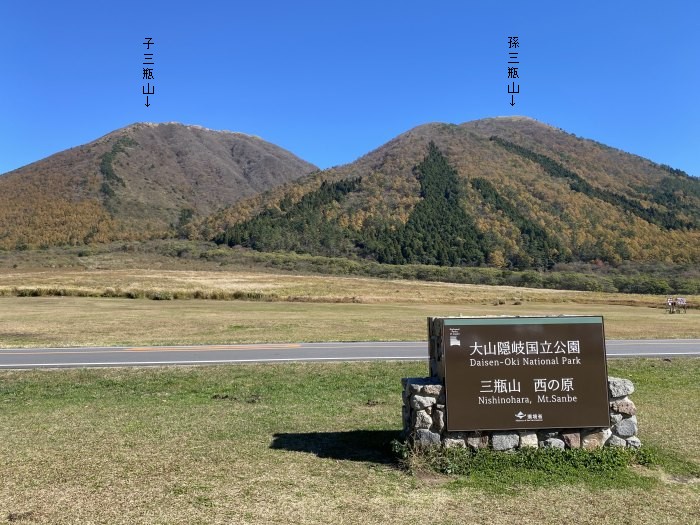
0;266;689;306
0;267;698;348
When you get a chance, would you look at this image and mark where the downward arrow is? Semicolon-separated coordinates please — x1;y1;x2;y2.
145;96;150;107
510;95;515;106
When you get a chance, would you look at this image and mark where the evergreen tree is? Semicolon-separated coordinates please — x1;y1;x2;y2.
360;142;485;266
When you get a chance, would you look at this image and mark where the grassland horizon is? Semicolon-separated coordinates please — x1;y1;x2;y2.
1;242;698;524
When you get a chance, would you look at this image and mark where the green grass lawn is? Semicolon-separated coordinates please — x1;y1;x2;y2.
1;359;698;524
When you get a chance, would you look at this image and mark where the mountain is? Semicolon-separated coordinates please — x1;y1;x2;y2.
210;117;700;268
0;123;317;249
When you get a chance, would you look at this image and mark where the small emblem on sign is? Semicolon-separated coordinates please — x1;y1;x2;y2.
515;411;526;420
450;335;460;346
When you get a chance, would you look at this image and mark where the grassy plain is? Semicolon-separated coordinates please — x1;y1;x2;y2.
1;266;683;305
0;254;698;348
0;294;698;348
1;266;597;303
0;360;698;525
0;245;698;523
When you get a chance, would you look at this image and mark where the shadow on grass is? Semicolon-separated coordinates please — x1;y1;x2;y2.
270;430;402;465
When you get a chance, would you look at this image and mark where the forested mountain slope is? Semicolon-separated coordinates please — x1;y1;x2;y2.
210;117;700;268
0;123;317;249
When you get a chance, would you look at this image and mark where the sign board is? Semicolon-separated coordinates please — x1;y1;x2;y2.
442;316;610;431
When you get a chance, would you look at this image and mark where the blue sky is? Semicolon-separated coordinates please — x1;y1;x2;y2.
1;1;698;176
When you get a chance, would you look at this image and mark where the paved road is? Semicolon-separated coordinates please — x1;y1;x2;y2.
0;339;698;369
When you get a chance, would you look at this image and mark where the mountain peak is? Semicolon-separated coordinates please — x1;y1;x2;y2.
116;121;261;140
472;115;539;122
0;123;317;249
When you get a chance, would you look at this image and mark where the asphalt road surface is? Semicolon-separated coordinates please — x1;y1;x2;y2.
0;339;699;369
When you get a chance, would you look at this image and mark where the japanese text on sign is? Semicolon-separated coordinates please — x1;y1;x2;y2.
441;316;610;431
507;35;519;107
469;339;580;356
142;37;155;107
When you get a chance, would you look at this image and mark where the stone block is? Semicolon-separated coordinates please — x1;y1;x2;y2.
423;383;444;396
613;415;638;438
543;438;565;449
608;377;634;398
581;428;612;450
610;398;637;416
519;431;538;449
410;395;436;410
492;432;519;451
405;377;433;395
414;429;441;448
607;435;627;447
626;436;642;449
466;432;489;450
413;409;432;429
562;431;581;449
603;428;613;442
609;413;623;425
443;438;466;448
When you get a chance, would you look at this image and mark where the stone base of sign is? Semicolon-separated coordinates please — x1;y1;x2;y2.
401;375;641;451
